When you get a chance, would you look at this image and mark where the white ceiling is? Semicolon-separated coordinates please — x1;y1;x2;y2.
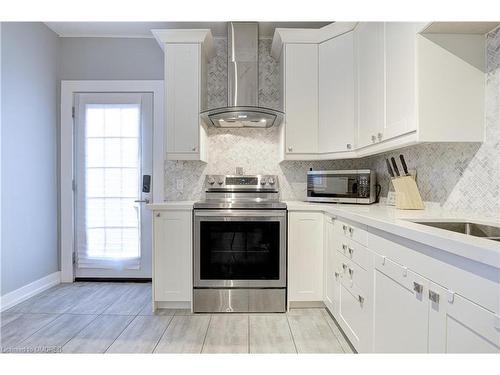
45;22;332;38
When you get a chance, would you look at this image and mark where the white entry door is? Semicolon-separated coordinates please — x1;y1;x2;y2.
74;92;153;278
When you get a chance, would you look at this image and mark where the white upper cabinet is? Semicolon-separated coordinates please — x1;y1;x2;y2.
319;32;356;153
273;22;485;161
284;43;319;155
356;22;385;149
153;29;214;162
165;44;202;156
384;22;420;140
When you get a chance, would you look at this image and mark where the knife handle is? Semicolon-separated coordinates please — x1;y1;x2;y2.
399;154;409;176
386;159;395;178
391;157;400;177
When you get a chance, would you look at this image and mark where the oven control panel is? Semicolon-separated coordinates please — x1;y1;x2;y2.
204;175;278;191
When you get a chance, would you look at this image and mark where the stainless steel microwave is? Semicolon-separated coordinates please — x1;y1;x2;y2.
306;170;377;204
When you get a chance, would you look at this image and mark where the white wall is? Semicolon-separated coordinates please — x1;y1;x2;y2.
59;37;163;80
1;23;60;295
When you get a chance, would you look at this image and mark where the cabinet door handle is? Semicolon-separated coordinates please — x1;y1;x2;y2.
358;295;364;304
413;282;423;294
346;143;352;150
342;224;347;231
334;272;340;278
348;247;354;256
348;227;354;235
288;146;293;152
342;263;347;271
342;243;347;251
192;146;197;151
371;135;377;143
377;132;383;141
429;290;440;303
348;268;354;278
155;212;161;217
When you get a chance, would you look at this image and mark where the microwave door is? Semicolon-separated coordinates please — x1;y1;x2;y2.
330;177;349;195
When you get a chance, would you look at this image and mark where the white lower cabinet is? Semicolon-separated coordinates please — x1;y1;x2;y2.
372;254;429;353
428;282;500;353
324;215;341;314
288;211;324;302
318;212;500;353
153;210;192;304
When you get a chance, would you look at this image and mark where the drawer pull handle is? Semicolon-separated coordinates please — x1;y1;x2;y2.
348;227;354;234
358;295;364;304
342;244;347;251
342;263;347;271
342;225;347;231
348;247;354;256
334;272;340;278
413;282;423;294
429;290;440;304
348;268;354;277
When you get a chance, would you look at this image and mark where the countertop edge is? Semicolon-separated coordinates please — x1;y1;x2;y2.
286;201;500;269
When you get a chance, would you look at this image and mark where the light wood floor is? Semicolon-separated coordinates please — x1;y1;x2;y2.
1;282;353;354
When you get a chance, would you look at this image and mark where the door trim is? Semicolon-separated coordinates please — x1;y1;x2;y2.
60;80;164;282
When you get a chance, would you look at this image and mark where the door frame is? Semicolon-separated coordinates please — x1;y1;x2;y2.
60;80;164;282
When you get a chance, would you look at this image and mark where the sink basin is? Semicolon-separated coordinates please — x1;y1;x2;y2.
412;221;500;241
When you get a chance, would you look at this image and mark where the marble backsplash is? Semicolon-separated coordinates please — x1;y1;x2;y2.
165;30;500;219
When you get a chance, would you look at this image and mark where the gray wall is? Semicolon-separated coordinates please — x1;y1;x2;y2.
1;23;60;295
60;37;163;80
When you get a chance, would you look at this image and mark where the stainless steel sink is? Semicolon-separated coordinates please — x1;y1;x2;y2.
412;221;500;242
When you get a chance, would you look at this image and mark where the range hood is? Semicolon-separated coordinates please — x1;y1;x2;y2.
200;22;284;128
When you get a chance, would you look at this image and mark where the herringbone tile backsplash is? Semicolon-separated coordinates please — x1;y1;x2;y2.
165;30;500;219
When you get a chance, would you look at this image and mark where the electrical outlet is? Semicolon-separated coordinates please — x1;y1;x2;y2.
176;179;183;191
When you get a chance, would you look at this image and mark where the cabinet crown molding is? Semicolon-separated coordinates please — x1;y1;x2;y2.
151;29;215;58
271;22;357;59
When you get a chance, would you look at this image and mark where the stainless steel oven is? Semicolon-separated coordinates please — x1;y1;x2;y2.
193;174;287;313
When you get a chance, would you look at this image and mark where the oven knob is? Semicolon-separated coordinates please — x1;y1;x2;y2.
260;178;267;185
207;177;215;185
268;177;275;185
217;177;224;185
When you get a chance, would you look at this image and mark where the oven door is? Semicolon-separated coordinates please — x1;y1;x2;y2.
194;209;286;288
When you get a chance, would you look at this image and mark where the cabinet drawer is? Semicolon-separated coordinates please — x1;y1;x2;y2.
339;256;371;296
334;218;367;246
337;238;372;271
339;282;371;349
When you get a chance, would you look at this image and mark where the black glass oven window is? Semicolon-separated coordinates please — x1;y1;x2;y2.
200;221;280;280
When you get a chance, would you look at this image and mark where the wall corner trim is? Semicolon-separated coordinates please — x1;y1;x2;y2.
0;271;61;312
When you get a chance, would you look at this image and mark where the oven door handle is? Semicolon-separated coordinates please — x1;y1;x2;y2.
194;210;286;218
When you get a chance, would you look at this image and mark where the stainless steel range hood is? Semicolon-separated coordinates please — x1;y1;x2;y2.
200;22;284;128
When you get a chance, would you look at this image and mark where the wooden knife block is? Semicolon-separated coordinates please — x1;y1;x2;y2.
391;176;425;210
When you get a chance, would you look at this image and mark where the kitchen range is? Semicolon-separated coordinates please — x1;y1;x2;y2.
193;174;287;313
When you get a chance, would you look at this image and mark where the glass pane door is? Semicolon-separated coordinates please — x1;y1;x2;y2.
84;103;141;262
74;92;153;276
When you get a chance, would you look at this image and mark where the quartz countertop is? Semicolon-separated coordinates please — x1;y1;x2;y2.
147;201;196;210
146;200;500;268
286;201;500;269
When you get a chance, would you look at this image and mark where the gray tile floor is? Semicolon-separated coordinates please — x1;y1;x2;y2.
0;282;353;354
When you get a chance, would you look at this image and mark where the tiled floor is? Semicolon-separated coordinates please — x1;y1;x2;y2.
0;282;353;354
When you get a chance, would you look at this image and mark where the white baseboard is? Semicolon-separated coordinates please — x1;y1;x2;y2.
0;271;61;312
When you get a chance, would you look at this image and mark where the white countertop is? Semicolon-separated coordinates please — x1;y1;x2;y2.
147;201;196;210
147;200;500;268
286;201;500;269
